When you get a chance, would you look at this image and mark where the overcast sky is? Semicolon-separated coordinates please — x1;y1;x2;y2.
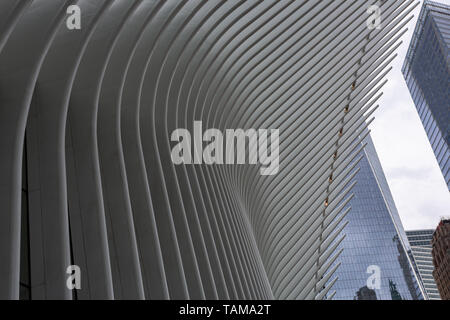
369;0;450;230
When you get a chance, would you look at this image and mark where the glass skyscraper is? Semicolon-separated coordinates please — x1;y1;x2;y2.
330;135;424;300
406;229;441;300
402;0;450;190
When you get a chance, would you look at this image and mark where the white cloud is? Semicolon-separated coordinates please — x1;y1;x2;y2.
369;0;450;230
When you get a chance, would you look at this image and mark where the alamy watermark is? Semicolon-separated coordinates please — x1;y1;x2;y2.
66;5;81;30
170;121;279;176
366;265;381;290
66;4;381;32
367;4;382;30
66;265;81;290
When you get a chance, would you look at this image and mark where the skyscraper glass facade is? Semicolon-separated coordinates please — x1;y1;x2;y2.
406;229;441;300
330;135;424;300
402;0;450;190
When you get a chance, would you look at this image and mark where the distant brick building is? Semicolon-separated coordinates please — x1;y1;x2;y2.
432;219;450;300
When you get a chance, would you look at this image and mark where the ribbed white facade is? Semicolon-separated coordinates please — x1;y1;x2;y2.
0;0;417;299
